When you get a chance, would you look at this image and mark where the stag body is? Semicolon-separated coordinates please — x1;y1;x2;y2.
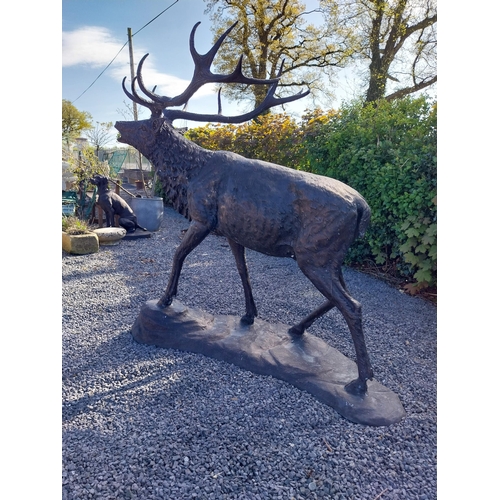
117;119;367;260
116;22;374;395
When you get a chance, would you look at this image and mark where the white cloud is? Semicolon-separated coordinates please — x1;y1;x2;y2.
62;26;129;67
62;26;216;101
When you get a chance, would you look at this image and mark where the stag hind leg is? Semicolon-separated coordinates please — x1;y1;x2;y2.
227;238;258;325
288;269;350;335
157;221;211;309
294;259;374;396
289;300;334;335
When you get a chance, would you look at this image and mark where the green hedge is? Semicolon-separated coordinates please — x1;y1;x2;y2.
306;96;437;286
185;113;307;169
185;97;437;287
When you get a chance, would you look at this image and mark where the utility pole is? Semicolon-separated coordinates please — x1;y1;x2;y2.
127;27;147;193
127;28;139;121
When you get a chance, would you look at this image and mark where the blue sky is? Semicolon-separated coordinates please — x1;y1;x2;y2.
62;0;354;138
63;0;224;127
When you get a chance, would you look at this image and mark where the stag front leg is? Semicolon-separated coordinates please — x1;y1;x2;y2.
157;221;211;309
227;238;258;325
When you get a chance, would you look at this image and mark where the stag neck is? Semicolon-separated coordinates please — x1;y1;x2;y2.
138;122;212;219
150;121;212;177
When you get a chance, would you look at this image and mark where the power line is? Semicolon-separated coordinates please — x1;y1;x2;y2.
71;41;128;103
71;0;181;104
133;0;180;37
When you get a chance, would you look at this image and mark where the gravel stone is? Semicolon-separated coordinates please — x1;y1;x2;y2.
63;206;437;499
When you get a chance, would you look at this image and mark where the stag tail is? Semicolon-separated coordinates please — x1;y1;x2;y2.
355;199;371;240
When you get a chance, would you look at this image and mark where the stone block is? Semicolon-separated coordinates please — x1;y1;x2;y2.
62;232;99;255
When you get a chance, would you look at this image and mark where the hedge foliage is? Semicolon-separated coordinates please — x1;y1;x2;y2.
185;110;335;171
185;96;437;287
306;96;437;287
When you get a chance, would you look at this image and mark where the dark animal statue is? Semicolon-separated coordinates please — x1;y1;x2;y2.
115;22;374;395
90;174;147;233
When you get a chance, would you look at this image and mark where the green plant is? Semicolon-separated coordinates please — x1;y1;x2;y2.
307;96;437;287
185;111;333;171
154;177;170;205
399;211;437;286
62;216;90;235
68;146;110;185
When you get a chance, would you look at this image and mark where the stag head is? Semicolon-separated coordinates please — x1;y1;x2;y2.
118;22;310;126
116;116;168;153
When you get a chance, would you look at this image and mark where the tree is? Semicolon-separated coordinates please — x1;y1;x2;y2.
85;121;114;157
62;99;92;144
203;0;355;107
67;146;110;185
204;0;437;106
323;0;437;103
116;100;146;121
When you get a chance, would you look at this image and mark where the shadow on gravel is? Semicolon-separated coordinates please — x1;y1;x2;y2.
63;328;176;419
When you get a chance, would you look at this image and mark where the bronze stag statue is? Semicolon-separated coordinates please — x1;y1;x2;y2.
115;22;374;396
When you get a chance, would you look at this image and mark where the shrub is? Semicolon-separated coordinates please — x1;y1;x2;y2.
62;216;90;235
307;96;437;287
185;113;307;169
184;123;237;152
67;146;110;184
184;100;436;288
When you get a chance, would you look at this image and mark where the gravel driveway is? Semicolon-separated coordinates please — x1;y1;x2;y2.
62;206;437;500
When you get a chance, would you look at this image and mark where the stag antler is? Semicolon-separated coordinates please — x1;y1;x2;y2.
122;22;310;121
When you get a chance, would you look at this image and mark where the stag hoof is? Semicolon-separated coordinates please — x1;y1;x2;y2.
288;325;305;336
157;296;173;309
344;377;368;396
240;314;255;326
